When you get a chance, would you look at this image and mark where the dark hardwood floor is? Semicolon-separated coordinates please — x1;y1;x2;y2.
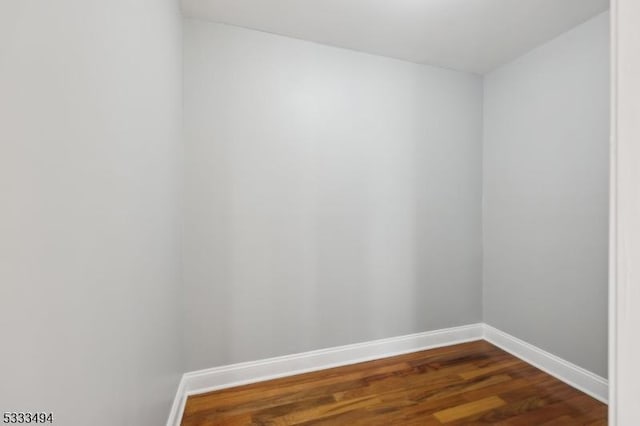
181;340;607;425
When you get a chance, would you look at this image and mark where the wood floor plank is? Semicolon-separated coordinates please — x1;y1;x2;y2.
433;396;507;423
458;359;523;380
181;340;608;425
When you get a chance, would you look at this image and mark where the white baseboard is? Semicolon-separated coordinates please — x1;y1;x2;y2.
166;376;186;426
167;323;609;425
166;323;483;426
483;324;609;404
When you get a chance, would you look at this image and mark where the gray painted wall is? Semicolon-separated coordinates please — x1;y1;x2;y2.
0;1;183;424
183;20;483;371
483;12;609;377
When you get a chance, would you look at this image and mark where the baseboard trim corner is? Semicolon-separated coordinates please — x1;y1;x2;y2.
483;324;609;404
166;323;483;426
166;376;187;426
166;323;608;425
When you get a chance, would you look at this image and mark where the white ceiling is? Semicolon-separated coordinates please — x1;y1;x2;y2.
181;0;609;74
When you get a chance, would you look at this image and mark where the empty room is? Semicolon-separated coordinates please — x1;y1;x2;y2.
4;0;640;425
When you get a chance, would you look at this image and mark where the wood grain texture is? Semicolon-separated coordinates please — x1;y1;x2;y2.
181;340;607;425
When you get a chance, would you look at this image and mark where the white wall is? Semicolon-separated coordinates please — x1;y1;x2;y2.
183;20;483;370
612;0;640;423
0;1;183;424
483;12;610;377
0;3;610;421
